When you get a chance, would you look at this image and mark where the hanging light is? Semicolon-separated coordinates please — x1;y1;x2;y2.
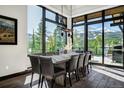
68;32;71;37
61;32;64;36
64;5;73;34
60;5;73;37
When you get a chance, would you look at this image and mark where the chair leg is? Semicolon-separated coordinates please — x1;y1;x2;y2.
64;73;67;87
87;65;89;74
38;73;41;88
68;72;72;87
90;62;92;69
51;78;55;88
82;67;86;77
77;69;80;81
30;72;34;88
74;70;78;81
44;79;47;88
41;76;44;88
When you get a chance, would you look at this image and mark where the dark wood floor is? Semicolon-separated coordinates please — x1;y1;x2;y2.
0;65;124;88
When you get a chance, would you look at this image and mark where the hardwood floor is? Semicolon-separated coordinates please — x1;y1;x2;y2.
0;65;124;88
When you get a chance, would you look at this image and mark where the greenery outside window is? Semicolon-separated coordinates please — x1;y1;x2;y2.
46;21;66;52
27;6;43;54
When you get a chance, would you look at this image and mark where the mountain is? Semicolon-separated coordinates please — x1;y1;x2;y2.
88;30;122;40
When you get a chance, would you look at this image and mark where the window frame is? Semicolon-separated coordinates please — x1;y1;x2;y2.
72;5;124;69
38;5;67;54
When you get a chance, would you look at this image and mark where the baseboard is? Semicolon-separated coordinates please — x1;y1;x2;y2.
0;69;32;81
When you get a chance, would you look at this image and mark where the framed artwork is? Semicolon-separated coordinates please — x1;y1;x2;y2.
0;15;17;45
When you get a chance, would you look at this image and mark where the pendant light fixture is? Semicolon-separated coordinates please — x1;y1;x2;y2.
60;5;73;37
65;5;73;37
64;5;72;33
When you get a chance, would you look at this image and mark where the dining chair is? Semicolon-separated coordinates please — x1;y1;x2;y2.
66;55;79;87
39;56;66;88
84;52;91;75
88;52;92;69
77;53;86;79
28;55;42;88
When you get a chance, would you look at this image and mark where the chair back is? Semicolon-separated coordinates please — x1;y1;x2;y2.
39;57;54;78
68;55;79;71
84;53;91;66
28;55;41;74
77;53;86;69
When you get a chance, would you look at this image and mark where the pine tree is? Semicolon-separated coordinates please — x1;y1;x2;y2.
31;20;43;53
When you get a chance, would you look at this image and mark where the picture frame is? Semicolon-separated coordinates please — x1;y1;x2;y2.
0;15;17;45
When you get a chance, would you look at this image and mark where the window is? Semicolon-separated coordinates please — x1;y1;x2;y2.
88;23;102;63
73;16;85;25
46;21;66;52
87;12;102;23
104;21;123;66
46;10;56;21
45;8;67;53
73;25;84;51
58;15;67;25
72;5;124;68
27;6;43;54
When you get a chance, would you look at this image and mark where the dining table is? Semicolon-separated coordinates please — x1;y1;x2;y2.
36;52;80;86
38;52;80;64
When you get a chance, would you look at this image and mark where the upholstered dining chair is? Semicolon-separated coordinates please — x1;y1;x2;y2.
77;53;86;79
84;52;91;75
66;55;79;87
28;55;42;88
39;56;66;88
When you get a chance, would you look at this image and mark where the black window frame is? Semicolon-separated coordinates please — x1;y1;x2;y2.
38;5;67;54
72;5;124;69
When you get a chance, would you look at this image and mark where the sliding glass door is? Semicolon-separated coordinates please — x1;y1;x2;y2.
72;6;124;68
104;20;123;67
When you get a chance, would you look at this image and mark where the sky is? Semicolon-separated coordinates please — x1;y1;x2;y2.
27;5;57;35
27;5;42;34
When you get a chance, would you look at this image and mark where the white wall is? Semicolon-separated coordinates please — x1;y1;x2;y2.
0;5;30;77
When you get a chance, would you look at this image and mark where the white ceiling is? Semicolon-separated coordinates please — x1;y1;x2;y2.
43;5;118;17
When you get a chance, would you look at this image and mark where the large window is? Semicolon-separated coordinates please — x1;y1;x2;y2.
87;12;102;63
72;16;85;51
88;23;102;63
27;6;43;54
46;21;66;52
27;6;67;54
45;10;67;52
45;9;67;53
72;6;124;68
104;21;123;66
104;8;124;66
73;25;84;51
46;10;56;21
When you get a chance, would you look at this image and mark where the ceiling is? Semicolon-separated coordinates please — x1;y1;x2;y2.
43;5;118;17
